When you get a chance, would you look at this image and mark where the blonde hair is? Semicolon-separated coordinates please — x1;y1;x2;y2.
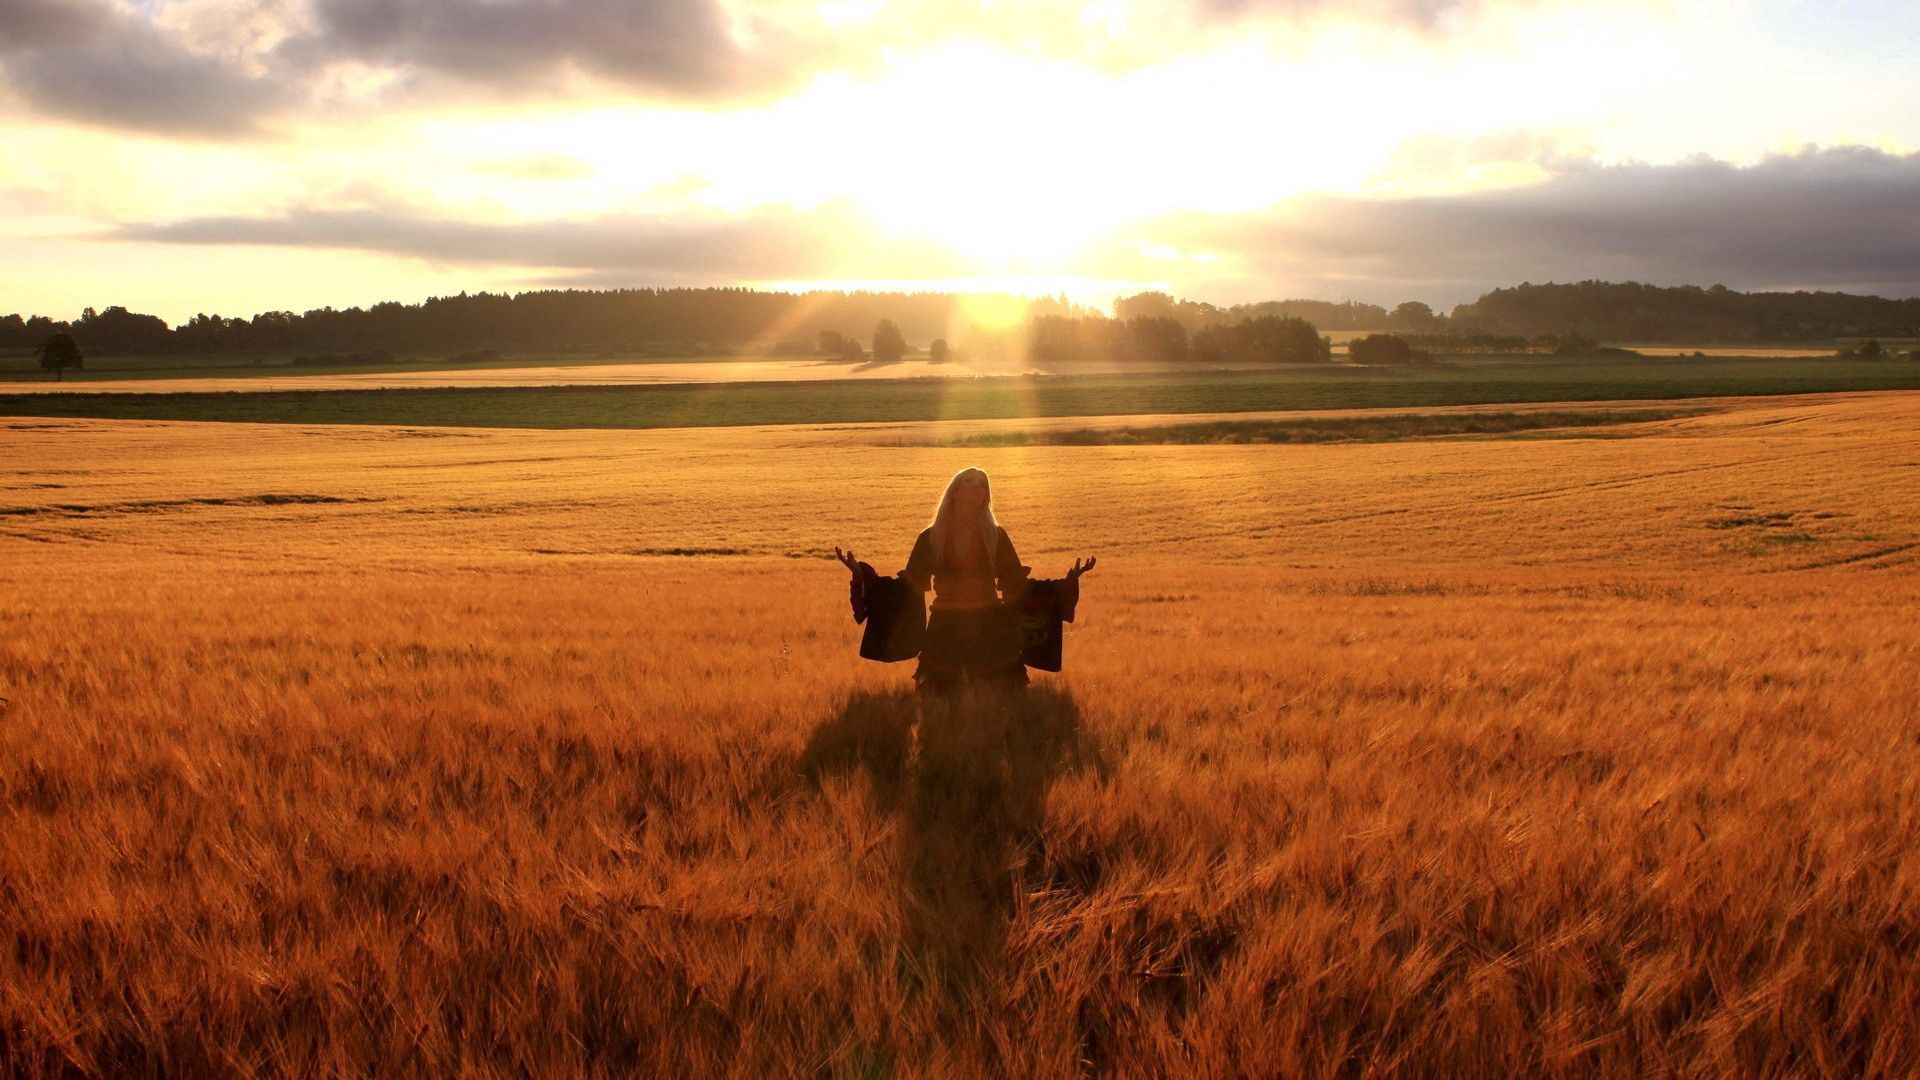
928;466;1000;575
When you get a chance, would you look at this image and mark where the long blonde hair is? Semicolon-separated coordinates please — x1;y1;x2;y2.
927;467;1000;575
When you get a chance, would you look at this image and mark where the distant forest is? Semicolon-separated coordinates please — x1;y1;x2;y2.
1451;282;1920;343
4;280;1918;359
0;290;1079;358
1111;284;1920;344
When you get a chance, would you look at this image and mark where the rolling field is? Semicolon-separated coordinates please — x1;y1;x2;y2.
3;393;1919;1076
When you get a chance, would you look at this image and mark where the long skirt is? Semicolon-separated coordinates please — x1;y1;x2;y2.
914;604;1028;694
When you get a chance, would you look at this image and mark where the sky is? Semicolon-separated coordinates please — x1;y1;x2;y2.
2;0;1917;322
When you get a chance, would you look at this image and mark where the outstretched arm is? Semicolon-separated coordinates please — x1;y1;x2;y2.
835;546;869;622
1067;556;1097;581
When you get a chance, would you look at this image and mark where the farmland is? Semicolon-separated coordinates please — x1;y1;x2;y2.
1;356;1919;430
2;392;1918;1077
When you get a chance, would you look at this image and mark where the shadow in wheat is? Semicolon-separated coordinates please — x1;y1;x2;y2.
802;683;1103;1001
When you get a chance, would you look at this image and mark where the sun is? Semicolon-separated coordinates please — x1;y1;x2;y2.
774;45;1172;269
858;179;1114;268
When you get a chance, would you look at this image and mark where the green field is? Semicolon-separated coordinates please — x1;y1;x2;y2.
2;358;1918;430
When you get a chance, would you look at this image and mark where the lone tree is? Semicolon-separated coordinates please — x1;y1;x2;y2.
37;333;83;381
927;338;951;363
1347;333;1434;365
871;319;907;363
1389;301;1439;330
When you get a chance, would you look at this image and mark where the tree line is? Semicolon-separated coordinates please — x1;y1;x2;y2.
5;280;1917;363
1029;313;1332;365
0;290;1075;358
1113;292;1438;334
1447;281;1920;342
1115;283;1920;343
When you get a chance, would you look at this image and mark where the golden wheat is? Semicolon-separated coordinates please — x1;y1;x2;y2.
2;393;1917;1077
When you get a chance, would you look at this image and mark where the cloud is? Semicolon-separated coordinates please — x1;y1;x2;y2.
0;0;289;136
101;147;1920;303
1116;146;1920;303
277;0;759;97
2;0;1632;136
0;0;105;44
1;0;776;136
0;0;867;136
107;196;974;280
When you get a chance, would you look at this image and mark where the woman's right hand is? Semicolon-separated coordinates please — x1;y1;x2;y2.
834;547;860;573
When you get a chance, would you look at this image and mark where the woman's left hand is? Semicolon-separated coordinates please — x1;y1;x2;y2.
1067;556;1097;581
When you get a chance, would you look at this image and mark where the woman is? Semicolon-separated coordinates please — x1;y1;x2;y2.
841;467;1095;694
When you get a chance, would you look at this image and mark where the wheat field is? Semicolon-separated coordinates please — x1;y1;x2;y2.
2;393;1918;1077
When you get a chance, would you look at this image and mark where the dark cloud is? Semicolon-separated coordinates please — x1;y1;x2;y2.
1;0;781;136
0;0;288;136
277;0;762;97
0;0;106;45
264;0;1557;107
1122;146;1920;304
108;198;972;279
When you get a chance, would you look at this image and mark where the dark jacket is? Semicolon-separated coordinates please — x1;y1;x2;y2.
903;525;1025;603
848;560;924;662
1013;576;1080;672
848;552;1083;671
